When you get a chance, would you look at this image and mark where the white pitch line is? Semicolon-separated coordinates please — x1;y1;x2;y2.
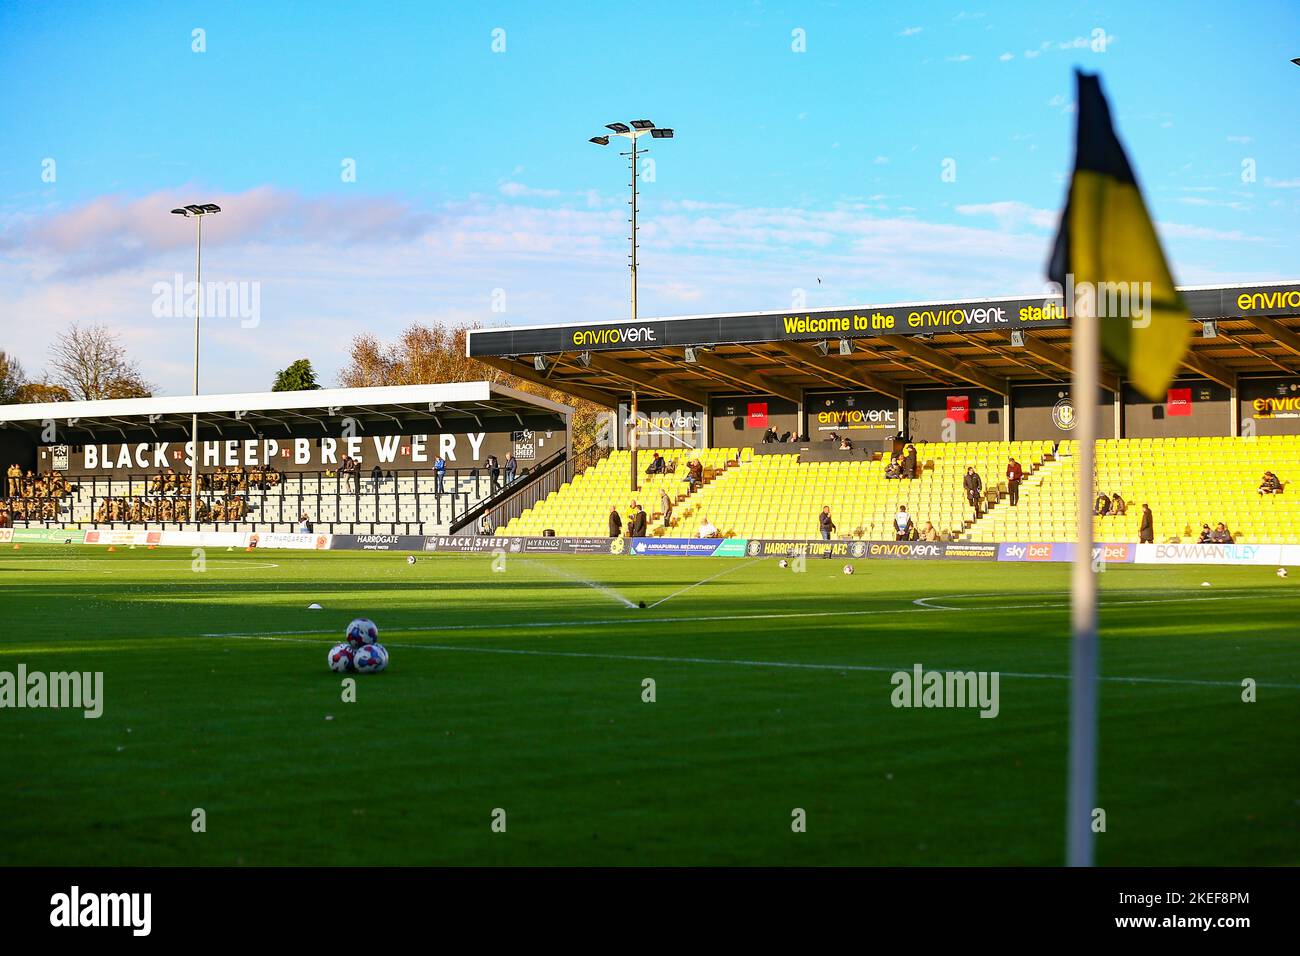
645;557;768;609
201;589;1271;639
203;632;1300;691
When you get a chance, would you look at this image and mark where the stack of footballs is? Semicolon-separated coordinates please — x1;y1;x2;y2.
327;618;389;674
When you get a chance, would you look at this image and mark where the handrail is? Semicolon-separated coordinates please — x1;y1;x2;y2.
449;442;610;534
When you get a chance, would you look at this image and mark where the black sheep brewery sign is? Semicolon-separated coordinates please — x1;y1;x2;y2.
37;430;559;476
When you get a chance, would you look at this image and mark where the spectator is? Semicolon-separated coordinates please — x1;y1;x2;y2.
504;453;518;484
698;515;719;538
1094;493;1111;516
659;487;673;527
630;503;648;538
646;452;665;475
1111;492;1127;516
608;504;622;538
1197;523;1212;544
963;467;983;519
920;521;941;542
893;504;914;541
1259;471;1283;495
370;464;383;489
819;505;836;541
1006;457;1023;506
1209;522;1233;544
487;454;500;491
433;455;446;495
5;463;20;497
903;444;918;479
762;427;779;444
1139;504;1154;544
885;454;903;480
839;435;853;451
298;513;314;533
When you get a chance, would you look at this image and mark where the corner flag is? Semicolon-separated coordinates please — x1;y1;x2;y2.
1048;70;1191;400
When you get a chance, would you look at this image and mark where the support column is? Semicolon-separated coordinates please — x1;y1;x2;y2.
1002;393;1012;441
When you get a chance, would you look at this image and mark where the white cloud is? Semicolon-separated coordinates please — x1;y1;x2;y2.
498;181;562;199
947;54;973;62
898;26;923;37
954;201;1057;230
873;155;890;165
999;52;1014;61
1264;178;1300;189
1226;135;1252;144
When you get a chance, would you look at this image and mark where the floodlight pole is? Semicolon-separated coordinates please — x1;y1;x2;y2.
171;203;221;524
590;122;672;494
628;135;640;493
191;215;202;525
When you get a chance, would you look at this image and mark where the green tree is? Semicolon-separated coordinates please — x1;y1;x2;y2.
272;358;321;392
0;350;26;404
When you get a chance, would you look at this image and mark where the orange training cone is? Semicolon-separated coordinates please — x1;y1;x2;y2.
107;546;116;552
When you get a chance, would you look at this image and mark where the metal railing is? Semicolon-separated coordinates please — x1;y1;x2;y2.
451;442;610;534
8;466;499;532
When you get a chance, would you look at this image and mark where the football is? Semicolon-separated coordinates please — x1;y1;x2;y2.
842;564;855;575
327;643;355;673
353;643;389;674
1278;567;1289;578
406;555;416;566
345;618;379;648
778;559;789;569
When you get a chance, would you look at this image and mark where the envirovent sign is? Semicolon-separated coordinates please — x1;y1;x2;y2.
467;283;1300;356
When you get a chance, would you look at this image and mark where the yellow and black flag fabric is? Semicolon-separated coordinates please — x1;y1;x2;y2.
1048;71;1190;401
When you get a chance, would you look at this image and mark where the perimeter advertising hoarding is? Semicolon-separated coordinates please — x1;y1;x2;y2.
82;529;163;546
742;539;995;560
631;537;749;557
422;535;624;555
10;527;87;544
466;284;1300;356
996;542;1136;563
1136;543;1284;565
331;533;428;552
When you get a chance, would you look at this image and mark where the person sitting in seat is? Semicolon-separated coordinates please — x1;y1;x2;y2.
1197;523;1213;543
920;521;941;542
298;513;314;533
1209;522;1233;544
698;515;719;538
762;427;779;444
884;454;903;480
646;452;665;475
1111;492;1126;516
1094;493;1111;516
1259;471;1283;495
839;435;853;451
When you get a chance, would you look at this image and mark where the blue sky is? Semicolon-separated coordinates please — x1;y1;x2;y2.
2;0;1297;394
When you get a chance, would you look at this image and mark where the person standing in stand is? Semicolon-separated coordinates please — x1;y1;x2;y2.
1005;456;1023;507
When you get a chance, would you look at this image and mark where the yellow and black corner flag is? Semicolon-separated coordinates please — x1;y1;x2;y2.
1048;71;1190;401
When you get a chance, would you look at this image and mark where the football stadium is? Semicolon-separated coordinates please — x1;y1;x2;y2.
2;1;1297;932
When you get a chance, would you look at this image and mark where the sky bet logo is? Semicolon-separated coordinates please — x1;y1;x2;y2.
50;886;151;936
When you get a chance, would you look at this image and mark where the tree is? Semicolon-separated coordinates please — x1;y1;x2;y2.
47;323;153;401
272;359;322;392
0;351;26;404
12;381;73;404
337;322;605;451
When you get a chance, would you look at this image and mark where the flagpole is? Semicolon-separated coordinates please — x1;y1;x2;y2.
1067;295;1099;867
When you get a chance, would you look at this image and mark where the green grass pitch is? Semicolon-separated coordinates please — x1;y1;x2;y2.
1;544;1296;866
